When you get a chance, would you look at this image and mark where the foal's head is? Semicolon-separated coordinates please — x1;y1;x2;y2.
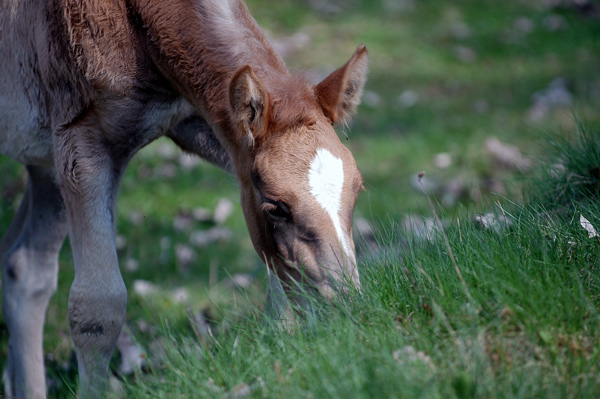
228;46;368;302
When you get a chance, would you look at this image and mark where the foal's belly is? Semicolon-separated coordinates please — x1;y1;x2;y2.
0;89;54;166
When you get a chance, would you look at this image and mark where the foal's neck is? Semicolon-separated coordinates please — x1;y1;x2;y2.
132;0;288;122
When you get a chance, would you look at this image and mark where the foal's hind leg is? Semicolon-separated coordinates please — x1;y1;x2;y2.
1;165;67;399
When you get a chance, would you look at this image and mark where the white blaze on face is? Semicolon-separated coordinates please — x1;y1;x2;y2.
308;148;352;260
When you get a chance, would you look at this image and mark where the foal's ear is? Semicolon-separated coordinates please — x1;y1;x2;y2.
315;45;368;126
229;65;270;148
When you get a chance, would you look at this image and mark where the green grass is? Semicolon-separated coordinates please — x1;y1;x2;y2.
120;200;600;398
1;0;600;397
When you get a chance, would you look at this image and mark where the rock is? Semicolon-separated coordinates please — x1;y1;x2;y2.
383;0;415;13
173;210;194;232
354;218;380;258
155;142;177;160
190;227;233;248
305;0;345;15
155;162;177;179
116;327;144;375
226;273;254;290
192;207;212;222
214;198;234;224
513;16;534;34
411;172;438;195
442;177;467;207
362;90;383;108
453;45;477;63
187;307;212;346
175;244;197;268
475;212;512;232
528;77;573;121
434;153;452;169
128;211;144;226
270;31;311;58
403;214;442;242
393;345;435;369
179;153;200;170
354;217;374;238
397;90;419;109
450;22;471;39
226;383;252;399
580;214;599;238
115;234;127;250
471;99;490;114
543;14;567;31
484;137;532;171
125;258;139;273
133;280;158;297
171;287;189;303
148;337;167;364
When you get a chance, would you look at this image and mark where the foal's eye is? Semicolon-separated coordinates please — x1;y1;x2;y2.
262;199;290;220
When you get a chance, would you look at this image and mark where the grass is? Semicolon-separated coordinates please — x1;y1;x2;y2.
120;199;600;398
121;123;600;398
1;0;600;397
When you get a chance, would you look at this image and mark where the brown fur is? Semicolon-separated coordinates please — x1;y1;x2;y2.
0;0;368;396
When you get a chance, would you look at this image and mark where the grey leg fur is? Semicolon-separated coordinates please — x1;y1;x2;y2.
168;115;234;174
1;165;67;399
55;124;128;399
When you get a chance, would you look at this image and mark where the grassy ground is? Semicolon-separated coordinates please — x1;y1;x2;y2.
122;200;600;399
1;0;599;397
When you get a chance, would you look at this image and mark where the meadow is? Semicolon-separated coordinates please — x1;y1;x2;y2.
0;0;599;397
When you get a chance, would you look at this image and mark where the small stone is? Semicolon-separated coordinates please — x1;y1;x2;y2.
442;178;466;207
171;287;189;303
543;14;567;31
192;207;212;222
115;234;127;250
228;383;252;399
393;345;435;369
434;153;452;169
175;244;197;267
214;198;234;224
155;163;177;179
450;22;471;39
411;172;438;195
354;217;373;237
271;31;311;58
485;137;532;171
155;142;177;160
179;153;200;170
476;212;512;232
514;16;534;34
190;227;232;248
227;273;254;289
116;327;144;375
173;211;194;232
129;211;144;226
397;90;419;109
362;90;383;108
125;258;139;273
472;99;490;114
453;45;476;63
134;280;158;297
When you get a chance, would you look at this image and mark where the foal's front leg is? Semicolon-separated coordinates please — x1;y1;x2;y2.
1;165;67;399
55;126;128;398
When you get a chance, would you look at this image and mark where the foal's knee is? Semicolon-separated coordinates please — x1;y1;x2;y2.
68;278;127;357
2;244;58;306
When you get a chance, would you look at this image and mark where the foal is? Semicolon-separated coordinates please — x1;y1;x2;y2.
0;0;368;397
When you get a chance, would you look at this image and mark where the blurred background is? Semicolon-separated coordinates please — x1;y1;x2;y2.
0;0;599;388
